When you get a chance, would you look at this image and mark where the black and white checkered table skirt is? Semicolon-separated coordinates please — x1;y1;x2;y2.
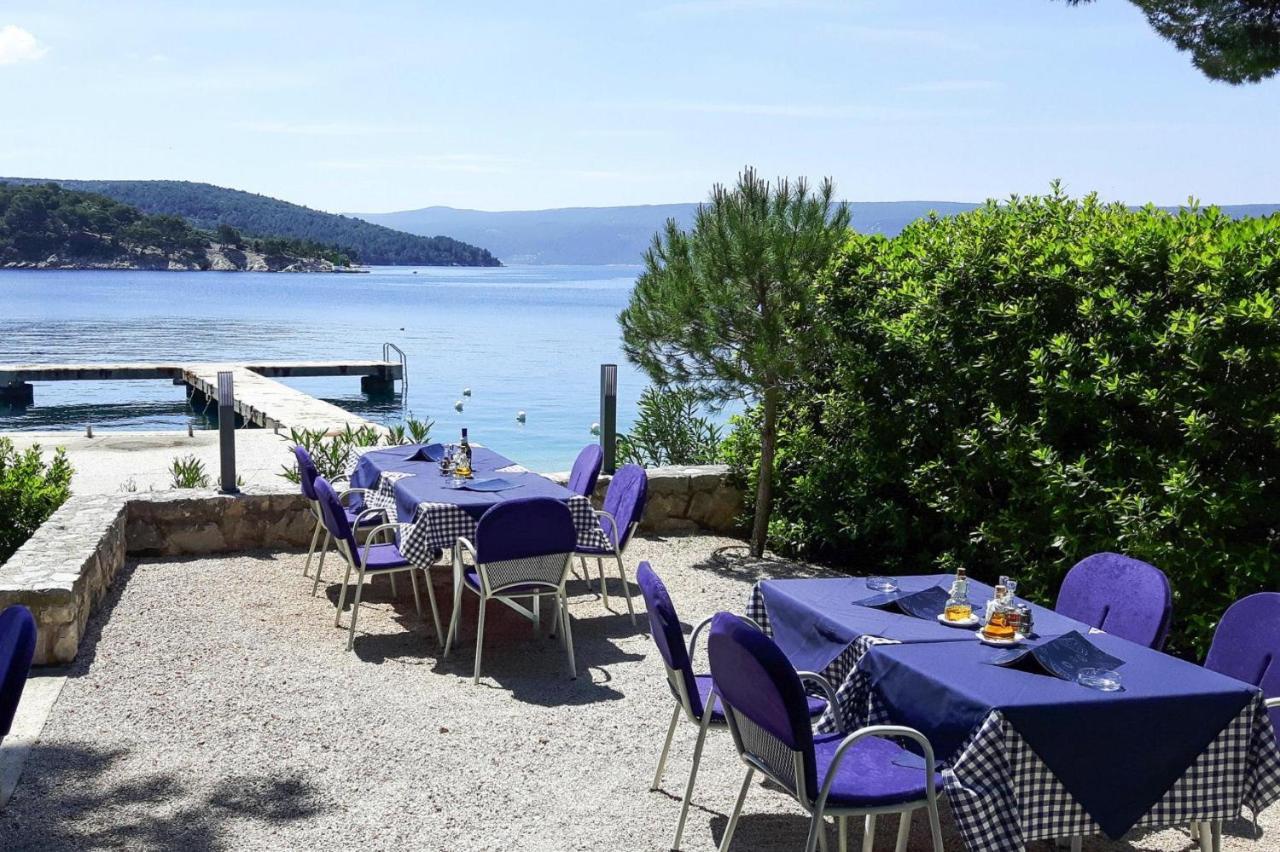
746;582;1280;851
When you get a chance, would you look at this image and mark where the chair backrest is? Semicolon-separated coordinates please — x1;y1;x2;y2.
474;497;576;593
293;445;321;501
1205;592;1280;728
567;444;604;498
1055;552;1172;649
314;476;359;558
601;464;648;550
637;562;703;718
0;605;37;740
707;612;818;799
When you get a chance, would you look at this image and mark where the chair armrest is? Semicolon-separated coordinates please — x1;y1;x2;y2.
1266;697;1280;710
338;487;375;504
358;522;403;567
813;725;940;812
593;508;623;551
350;508;386;531
454;536;478;565
687;613;764;665
796;672;839;708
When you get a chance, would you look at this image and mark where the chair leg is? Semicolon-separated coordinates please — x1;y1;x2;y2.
407;567;423;618
614;552;636;625
651;704;681;791
472;597;487;684
1070;838;1082;852
894;811;911;852
389;572;397;597
674;705;713;850
839;815;848;852
597;557;609;609
304;517;322;577
926;797;944;852
860;815;875;852
422;568;443;646
718;767;754;852
532;595;540;636
313;531;332;597
817;819;829;852
559;592;576;679
804;811;827;852
346;568;367;651
334;557;354;627
576;555;588;583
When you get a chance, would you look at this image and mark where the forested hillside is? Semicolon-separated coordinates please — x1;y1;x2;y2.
0;178;500;267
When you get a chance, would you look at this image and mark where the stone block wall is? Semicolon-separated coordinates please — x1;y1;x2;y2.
0;465;742;666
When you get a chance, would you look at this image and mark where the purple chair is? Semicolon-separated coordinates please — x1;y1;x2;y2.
638;564;828;850
708;612;944;852
574;463;647;624
293;445;387;595
0;606;37;745
1055;552;1173;649
444;497;579;683
315;476;439;650
567;443;604;498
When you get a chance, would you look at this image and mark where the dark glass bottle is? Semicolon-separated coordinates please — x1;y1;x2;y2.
460;428;472;464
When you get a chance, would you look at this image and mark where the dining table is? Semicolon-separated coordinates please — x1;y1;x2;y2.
745;575;1280;851
346;443;609;568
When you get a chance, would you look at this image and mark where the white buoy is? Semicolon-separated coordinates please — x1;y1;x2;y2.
463;387;472;397
516;410;526;423
454;400;464;412
590;422;601;436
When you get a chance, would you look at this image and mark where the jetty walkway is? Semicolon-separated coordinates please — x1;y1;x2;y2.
0;359;404;435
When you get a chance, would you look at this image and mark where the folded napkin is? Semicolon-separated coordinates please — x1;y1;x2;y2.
989;630;1124;682
854;586;950;620
407;443;445;463
444;477;523;493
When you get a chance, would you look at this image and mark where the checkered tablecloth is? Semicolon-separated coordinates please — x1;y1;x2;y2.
746;582;1280;851
359;469;610;568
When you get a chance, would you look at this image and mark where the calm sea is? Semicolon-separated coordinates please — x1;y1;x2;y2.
0;265;654;472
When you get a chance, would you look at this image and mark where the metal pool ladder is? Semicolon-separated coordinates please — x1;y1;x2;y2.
383;342;408;393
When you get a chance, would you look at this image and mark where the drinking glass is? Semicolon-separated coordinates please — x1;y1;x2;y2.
1077;668;1122;692
1000;576;1019;598
866;576;899;593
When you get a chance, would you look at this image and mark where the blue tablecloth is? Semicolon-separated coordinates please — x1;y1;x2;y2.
861;633;1255;839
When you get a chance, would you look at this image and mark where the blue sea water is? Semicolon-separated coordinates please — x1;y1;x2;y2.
0;264;657;472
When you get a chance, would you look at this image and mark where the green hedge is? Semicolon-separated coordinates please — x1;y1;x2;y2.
725;188;1280;659
0;438;73;564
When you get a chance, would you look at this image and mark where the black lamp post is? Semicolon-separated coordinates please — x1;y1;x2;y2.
600;364;617;474
217;370;239;494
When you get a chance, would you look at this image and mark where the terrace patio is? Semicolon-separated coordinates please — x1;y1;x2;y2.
2;533;1273;851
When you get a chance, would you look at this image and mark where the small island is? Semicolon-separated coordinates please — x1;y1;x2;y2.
0;183;361;273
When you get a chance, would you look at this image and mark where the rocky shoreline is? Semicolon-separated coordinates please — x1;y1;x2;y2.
1;244;366;273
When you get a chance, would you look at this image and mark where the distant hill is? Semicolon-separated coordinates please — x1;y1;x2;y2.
0;178;500;267
0;182;357;272
356;200;1280;265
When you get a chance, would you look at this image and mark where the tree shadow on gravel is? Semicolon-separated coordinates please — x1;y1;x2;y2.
0;742;322;851
688;543;830;586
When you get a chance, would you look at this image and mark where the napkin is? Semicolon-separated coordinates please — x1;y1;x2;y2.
854;586;950;620
444;477;523;493
407;443;445;463
989;630;1124;682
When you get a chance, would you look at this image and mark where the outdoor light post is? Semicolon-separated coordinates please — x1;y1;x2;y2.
217;370;239;494
600;363;617;474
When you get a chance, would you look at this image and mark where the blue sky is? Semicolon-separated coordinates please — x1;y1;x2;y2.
1;1;1277;213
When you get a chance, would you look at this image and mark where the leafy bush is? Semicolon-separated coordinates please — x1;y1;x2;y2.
0;438;73;563
279;417;433;484
728;186;1280;659
169;454;211;489
618;386;724;467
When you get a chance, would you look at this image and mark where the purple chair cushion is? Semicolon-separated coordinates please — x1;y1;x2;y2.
567;444;604;498
1205;592;1280;729
693;675;826;723
708;612;819;792
475;497;576;564
638;562;704;716
812;732;941;807
360;542;411;571
601;464;647;551
1055;552;1172;649
314;476;359;558
293;446;321;501
0;605;37;740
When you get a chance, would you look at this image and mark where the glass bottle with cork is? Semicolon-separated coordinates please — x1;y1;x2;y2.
944;566;973;622
456;428;473;478
982;585;1018;640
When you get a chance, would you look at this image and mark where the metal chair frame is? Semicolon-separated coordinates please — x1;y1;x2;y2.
330;519;440;651
1185;696;1280;852
575;508;638;625
305;485;387;596
713;672;944;852
444;536;577;684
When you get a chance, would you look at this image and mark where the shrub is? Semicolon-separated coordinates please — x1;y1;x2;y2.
279;416;433;484
169;454;211;489
618;386;724;467
0;438;73;563
729;186;1280;659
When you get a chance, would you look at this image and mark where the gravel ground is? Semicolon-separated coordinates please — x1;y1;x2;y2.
1;535;1274;851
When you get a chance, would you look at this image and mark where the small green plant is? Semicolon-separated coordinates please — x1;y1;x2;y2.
279;415;433;483
118;476;138;493
169;454;211;489
618;386;723;467
0;438;73;563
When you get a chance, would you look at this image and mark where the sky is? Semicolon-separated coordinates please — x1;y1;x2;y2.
0;1;1278;214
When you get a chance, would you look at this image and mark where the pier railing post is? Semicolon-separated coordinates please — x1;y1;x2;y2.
600;364;617;475
217;370;239;494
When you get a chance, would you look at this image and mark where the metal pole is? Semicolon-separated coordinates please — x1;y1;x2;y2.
600;364;618;474
217;371;239;494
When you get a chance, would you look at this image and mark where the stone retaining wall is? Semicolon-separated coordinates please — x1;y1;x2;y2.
0;465;741;666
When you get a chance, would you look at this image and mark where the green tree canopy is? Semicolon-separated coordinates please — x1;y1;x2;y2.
619;168;850;557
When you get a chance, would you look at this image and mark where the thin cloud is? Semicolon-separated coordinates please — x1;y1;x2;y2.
0;25;48;66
